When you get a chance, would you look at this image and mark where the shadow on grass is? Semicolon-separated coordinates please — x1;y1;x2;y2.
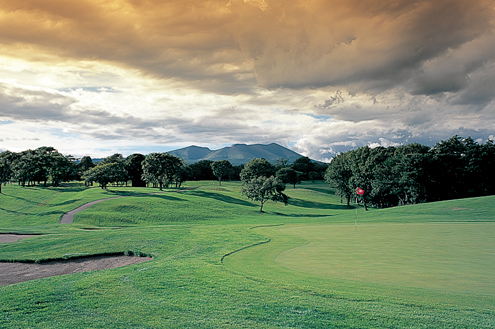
189;190;256;207
289;198;353;210
0;207;32;215
301;187;335;195
145;193;186;202
0;207;62;216
271;212;331;218
103;189;153;196
39;186;88;193
52;199;82;206
0;194;43;205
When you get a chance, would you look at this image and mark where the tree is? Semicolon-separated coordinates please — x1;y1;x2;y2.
478;139;495;195
325;153;353;205
240;158;275;183
276;167;301;188
48;154;78;187
79;156;95;185
291;156;314;180
79;156;95;172
174;165;191;188
142;153;184;190
82;153;128;189
83;163;114;189
125;153;146;187
187;160;215;180
274;157;290;171
0;151;15;193
11;150;39;187
428;135;467;201
228;164;244;181
393;144;430;205
100;153;125;165
241;176;288;212
211;160;232;186
347;146;373;211
98;153;128;186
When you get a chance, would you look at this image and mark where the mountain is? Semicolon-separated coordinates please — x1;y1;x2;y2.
168;143;304;165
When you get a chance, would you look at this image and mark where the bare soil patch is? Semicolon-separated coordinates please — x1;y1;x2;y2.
0;255;151;286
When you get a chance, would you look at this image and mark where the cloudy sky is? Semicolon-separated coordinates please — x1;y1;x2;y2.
0;0;494;161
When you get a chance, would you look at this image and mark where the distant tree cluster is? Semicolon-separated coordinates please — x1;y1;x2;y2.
82;152;187;190
0;148;187;191
325;136;495;209
0;147;79;192
0;148;256;191
274;156;328;188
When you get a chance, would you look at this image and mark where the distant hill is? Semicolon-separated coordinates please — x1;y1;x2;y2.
168;143;304;165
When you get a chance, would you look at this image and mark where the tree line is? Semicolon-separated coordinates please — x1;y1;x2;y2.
0;147;327;193
325;135;495;210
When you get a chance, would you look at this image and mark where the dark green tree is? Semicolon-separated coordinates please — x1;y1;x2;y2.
174;165;191;188
99;153;128;186
11;150;39;187
276;167;301;188
211;160;232;186
274;157;290;171
325;153;353;205
142;153;184;190
125;153;146;187
100;153;125;165
83;163;115;189
48;154;78;187
240;158;275;183
79;156;95;185
291;156;314;180
0;151;15;193
187;160;215;180
241;176;288;212
348;146;373;211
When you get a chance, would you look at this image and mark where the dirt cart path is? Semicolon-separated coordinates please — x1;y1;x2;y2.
59;186;198;224
59;196;127;224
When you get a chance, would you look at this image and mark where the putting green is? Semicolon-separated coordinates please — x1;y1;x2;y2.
275;223;495;296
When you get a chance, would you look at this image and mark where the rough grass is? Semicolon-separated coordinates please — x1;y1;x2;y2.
1;181;494;328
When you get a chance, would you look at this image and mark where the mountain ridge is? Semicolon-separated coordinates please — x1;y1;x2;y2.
168;143;304;165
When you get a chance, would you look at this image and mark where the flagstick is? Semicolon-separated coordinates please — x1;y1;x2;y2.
355;195;358;230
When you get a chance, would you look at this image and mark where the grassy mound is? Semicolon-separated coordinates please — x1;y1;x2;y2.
1;181;494;328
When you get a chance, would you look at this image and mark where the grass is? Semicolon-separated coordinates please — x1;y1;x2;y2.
274;222;495;296
1;181;494;328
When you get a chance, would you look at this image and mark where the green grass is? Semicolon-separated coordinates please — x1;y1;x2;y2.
1;181;494;328
274;223;495;296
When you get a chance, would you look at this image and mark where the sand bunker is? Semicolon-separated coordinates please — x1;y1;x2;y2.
0;234;40;243
0;255;151;286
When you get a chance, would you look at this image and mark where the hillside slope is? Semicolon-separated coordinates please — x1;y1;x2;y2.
168;143;304;165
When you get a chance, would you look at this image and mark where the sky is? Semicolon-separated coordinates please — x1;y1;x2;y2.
0;0;494;161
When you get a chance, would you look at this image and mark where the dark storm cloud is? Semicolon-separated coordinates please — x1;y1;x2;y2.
1;0;493;97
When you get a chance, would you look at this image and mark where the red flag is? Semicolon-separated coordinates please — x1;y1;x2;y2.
356;188;365;195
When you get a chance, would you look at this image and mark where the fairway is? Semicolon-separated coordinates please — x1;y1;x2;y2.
275;223;495;295
2;182;495;328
